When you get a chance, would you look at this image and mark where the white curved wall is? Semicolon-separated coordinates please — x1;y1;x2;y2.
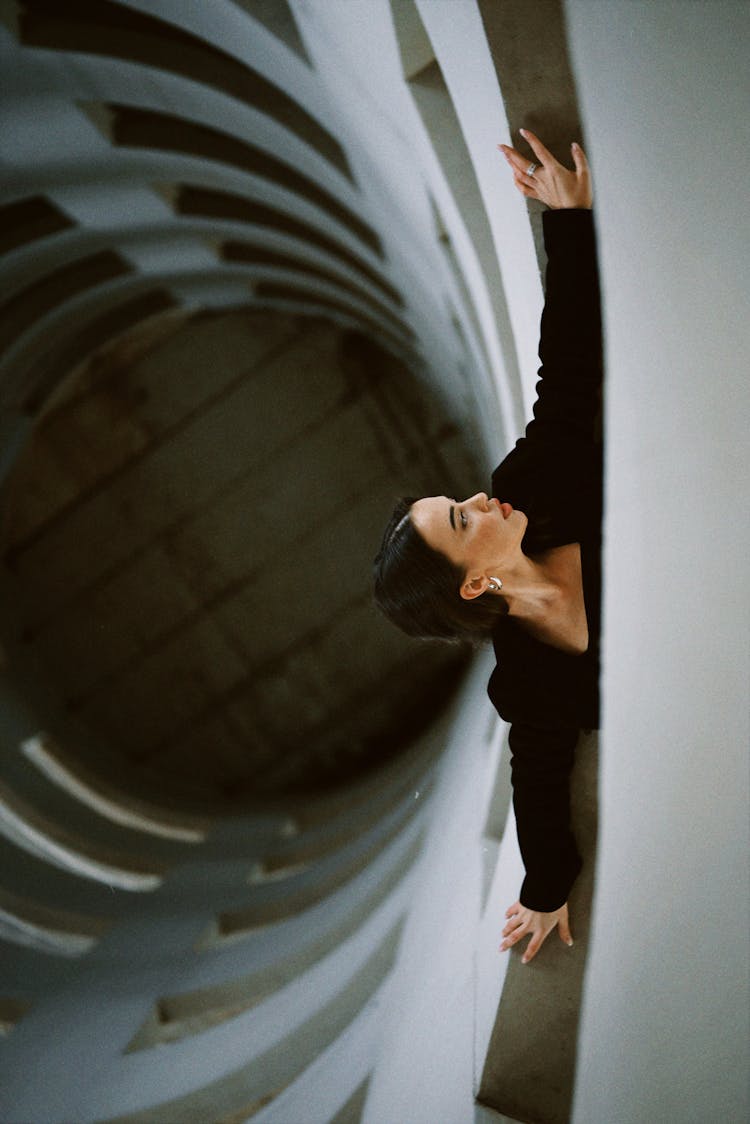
567;3;750;1121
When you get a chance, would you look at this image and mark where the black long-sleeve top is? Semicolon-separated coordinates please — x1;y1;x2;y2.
488;208;603;911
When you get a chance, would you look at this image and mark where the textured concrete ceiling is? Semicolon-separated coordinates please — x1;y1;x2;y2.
0;306;479;807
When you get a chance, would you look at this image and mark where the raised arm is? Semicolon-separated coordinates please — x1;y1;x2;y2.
492;133;602;964
498;134;601;450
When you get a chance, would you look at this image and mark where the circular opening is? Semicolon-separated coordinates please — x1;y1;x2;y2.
1;309;483;810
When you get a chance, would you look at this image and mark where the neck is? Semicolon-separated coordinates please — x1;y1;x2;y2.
495;550;565;624
492;544;588;655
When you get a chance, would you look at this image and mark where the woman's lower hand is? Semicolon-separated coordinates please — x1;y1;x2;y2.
499;900;573;964
498;129;592;210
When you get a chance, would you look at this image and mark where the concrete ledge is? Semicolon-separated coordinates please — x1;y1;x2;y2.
477;732;599;1124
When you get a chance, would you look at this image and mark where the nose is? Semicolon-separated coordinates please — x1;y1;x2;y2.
469;492;489;510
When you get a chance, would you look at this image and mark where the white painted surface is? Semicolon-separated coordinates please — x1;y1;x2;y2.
296;0;505;454
252;984;385;1123
566;3;750;1122
473;802;524;1088
363;652;500;1124
416;0;544;430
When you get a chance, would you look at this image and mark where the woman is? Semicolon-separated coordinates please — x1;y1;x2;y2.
374;130;601;964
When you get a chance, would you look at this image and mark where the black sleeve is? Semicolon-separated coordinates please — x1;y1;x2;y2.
508;722;583;911
503;209;602;467
520;208;602;448
490;208;603;522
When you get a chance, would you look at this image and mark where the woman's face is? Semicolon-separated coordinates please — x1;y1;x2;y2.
411;492;527;593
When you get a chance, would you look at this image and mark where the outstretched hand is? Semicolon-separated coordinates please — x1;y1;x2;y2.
500;899;574;964
499;129;592;210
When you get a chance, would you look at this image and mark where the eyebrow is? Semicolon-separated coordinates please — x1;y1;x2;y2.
449;504;455;531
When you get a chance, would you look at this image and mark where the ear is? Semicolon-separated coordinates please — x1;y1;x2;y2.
460;573;488;602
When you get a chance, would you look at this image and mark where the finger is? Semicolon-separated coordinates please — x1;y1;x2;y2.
501;915;526;939
558;917;574;947
500;935;525;952
522;929;548;964
500;922;530;951
570;141;589;176
499;144;534;174
520;128;557;167
505;901;521;919
500;917;528;942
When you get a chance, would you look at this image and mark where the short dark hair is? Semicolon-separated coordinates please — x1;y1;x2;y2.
373;497;507;644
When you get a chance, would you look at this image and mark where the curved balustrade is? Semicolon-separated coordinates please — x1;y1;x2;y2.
216;790;430;937
127;822;425;1051
100;910;405;1124
0;250;132;360
21;733;209;842
0;195;76;256
0;777;165;889
162;182;400;303
15;0;350;176
86;102;379;254
0;884;111;957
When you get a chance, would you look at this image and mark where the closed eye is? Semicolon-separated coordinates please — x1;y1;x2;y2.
449;500;468;532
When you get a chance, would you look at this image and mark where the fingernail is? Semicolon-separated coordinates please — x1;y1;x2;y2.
567;939;574;947
572;142;579;150
521;956;529;965
520;128;528;136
